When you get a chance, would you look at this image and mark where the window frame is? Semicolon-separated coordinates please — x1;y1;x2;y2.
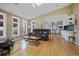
22;19;28;35
0;12;7;38
12;16;20;37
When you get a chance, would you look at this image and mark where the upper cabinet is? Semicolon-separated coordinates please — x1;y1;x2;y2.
63;15;75;26
67;15;75;25
0;12;7;38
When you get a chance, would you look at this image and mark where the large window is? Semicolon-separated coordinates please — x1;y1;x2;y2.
31;20;36;32
0;12;6;38
12;16;20;37
23;19;27;35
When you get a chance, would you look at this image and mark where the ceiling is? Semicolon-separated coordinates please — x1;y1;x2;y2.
0;3;71;19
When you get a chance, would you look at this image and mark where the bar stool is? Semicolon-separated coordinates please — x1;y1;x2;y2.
0;49;3;56
2;50;8;56
69;36;75;42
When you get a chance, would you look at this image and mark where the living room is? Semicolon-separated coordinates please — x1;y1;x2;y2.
0;3;79;56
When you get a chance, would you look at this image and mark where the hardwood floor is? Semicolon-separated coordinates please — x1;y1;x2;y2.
10;35;79;56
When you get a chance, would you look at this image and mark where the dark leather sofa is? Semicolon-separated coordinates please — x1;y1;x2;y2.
33;29;50;41
0;38;15;56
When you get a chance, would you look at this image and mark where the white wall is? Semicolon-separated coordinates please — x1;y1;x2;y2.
75;32;79;46
75;16;79;46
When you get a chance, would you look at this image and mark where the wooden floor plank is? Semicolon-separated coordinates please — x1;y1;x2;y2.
10;35;79;56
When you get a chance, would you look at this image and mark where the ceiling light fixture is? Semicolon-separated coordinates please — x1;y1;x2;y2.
32;3;43;8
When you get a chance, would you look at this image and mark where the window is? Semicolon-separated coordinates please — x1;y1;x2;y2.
23;19;27;35
31;20;36;32
0;12;6;38
12;16;20;37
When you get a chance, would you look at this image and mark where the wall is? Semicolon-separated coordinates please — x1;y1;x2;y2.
72;4;79;45
0;9;24;40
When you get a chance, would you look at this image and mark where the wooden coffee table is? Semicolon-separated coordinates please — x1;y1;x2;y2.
28;36;41;46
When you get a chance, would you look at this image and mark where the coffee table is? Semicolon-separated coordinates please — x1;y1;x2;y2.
28;36;41;46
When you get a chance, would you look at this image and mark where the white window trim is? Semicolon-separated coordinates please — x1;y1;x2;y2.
12;16;20;37
0;12;7;38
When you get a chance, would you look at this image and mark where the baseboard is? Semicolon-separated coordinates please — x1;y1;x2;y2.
75;42;79;46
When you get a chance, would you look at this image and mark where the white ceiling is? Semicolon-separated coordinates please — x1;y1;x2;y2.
0;3;71;19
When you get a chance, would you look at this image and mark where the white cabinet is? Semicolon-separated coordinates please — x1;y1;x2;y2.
63;15;75;26
67;15;75;25
61;30;75;41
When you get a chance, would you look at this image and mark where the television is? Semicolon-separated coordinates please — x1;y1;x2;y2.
64;24;74;31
